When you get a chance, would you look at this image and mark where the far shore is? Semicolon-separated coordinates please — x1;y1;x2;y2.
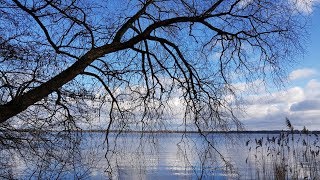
8;129;320;134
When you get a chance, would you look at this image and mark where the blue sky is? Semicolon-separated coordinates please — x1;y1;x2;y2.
241;3;320;130
78;1;320;131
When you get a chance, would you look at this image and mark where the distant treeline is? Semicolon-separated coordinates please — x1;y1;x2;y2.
8;129;320;134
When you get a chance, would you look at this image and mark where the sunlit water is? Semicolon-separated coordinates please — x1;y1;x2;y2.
2;132;320;179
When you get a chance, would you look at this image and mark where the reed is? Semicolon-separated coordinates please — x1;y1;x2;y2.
245;118;320;180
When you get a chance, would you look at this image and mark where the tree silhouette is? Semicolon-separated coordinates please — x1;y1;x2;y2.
0;0;311;178
0;0;305;132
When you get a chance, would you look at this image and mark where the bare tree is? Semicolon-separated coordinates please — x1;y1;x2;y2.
0;0;305;132
0;0;310;178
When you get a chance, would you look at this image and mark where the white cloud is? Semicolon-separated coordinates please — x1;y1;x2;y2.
291;0;320;14
250;87;304;105
305;79;320;98
81;75;320;131
240;78;320;130
239;0;252;7
231;79;268;95
289;68;317;81
240;0;320;14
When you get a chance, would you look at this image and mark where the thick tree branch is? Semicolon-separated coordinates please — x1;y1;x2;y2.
113;0;153;42
0;43;122;123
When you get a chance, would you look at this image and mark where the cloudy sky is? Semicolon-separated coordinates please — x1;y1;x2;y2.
241;3;320;130
82;1;320;132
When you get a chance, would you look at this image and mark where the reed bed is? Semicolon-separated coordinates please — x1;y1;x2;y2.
245;118;320;180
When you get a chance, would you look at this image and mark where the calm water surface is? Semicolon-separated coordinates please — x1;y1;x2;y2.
3;132;319;179
89;133;250;179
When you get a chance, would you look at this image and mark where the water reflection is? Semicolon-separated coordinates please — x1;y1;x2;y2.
1;132;319;179
103;133;239;179
0;131;97;179
0;132;243;179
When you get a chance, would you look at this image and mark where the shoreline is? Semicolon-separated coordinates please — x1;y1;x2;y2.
7;129;320;134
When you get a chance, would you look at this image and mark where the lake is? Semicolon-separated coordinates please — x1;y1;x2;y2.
1;132;319;179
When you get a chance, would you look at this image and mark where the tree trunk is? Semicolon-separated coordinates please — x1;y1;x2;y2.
0;44;119;123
